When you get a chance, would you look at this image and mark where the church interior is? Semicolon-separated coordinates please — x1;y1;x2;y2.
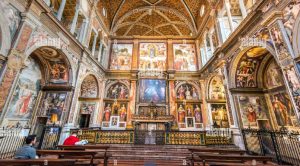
0;0;300;165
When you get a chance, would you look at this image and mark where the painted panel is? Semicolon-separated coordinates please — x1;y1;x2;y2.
210;104;229;128
81;75;98;98
139;43;167;71
139;79;166;103
237;96;269;128
79;102;96;114
173;44;197;71
264;60;284;89
176;84;198;100
110;44;133;70
42;92;67;125
209;76;226;100
5;57;41;123
106;83;129;99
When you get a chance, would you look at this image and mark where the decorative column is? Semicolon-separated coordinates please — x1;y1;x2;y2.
167;39;174;70
56;0;66;21
70;6;80;34
199;80;209;129
203;32;209;60
81;19;90;44
97;79;106;126
225;0;234;31
79;19;89;43
216;18;224;44
238;0;247;19
195;40;202;69
132;39;139;70
127;80;137;129
91;33;98;57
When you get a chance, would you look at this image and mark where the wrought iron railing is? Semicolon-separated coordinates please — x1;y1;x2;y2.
0;127;30;159
242;128;300;165
38;126;62;150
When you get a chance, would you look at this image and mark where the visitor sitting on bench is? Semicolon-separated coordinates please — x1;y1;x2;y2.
63;131;88;145
15;135;38;159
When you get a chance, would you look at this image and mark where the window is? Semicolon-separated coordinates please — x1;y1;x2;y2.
102;8;107;17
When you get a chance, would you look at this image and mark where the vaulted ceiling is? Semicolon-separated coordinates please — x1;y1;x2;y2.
97;0;211;37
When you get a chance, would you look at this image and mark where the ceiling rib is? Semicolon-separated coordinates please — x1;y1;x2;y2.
110;0;126;31
181;0;197;31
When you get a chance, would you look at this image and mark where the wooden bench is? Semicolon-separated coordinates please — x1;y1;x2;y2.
57;145;110;165
192;153;273;166
0;159;77;166
37;150;99;166
189;148;246;155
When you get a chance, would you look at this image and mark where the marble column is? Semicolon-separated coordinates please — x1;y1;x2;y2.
208;32;215;53
203;32;209;61
56;0;66;21
132;39;139;70
79;19;89;43
97;40;103;62
70;7;80;34
167;39;173;70
225;0;234;31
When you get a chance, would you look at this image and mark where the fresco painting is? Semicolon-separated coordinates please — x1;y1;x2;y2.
237;96;268;128
173;44;197;71
264;60;284;89
110;44;133;70
106;83;129;99
209;76;226;100
79;102;96;114
81;75;98;98
176;83;198;100
210;104;229;128
139;43;167;71
6;57;41;121
42;92;67;124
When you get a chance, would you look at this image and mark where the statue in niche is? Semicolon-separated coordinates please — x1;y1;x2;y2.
178;105;186;123
185;86;192;100
119;104;127;121
194;105;202;123
104;104;111;122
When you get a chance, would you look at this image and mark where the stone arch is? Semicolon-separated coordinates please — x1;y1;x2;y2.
228;45;277;89
207;75;226;101
105;80;130;99
174;81;201;100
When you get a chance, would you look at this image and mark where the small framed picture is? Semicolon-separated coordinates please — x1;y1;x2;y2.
110;116;119;127
186;117;195;128
178;123;186;128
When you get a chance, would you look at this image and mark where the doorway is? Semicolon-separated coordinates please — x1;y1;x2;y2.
79;114;90;128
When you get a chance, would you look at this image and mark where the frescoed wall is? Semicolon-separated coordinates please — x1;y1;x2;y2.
208;76;226;101
176;83;199;100
264;60;284;89
210;104;229;128
5;57;41;126
80;75;98;98
110;44;133;70
106;82;129;99
173;44;197;71
139;43;167;71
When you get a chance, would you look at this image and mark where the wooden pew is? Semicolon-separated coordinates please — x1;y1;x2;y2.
0;159;77;166
192;153;273;166
37;150;98;166
56;145;110;165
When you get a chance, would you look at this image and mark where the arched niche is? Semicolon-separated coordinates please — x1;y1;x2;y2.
175;82;200;101
207;76;226;101
77;74;99;128
106;82;129;99
80;75;99;98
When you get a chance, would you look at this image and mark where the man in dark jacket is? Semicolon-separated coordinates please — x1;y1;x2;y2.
15;135;38;159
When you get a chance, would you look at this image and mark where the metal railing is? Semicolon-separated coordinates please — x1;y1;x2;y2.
38;126;61;150
166;131;206;145
0;127;30;159
242;128;300;165
206;128;233;145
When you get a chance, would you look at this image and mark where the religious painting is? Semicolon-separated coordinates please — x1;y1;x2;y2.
103;103;112;122
106;83;129;99
6;57;41;121
237;96;269;128
81;75;98;98
110;44;133;70
49;61;68;84
177;104;186;123
210;104;229;128
285;67;300;111
139;106;166;116
177;104;202;124
269;92;296;127
79;102;96;114
139;43;167;71
236;50;264;88
176;83;198;100
264;60;284;89
0;1;21;39
110;116;119;127
173;44;197;71
283;0;300;43
42;92;67;124
139;79;166;103
209;76;226;100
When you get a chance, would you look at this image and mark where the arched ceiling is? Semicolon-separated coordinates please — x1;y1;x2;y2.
97;0;210;37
